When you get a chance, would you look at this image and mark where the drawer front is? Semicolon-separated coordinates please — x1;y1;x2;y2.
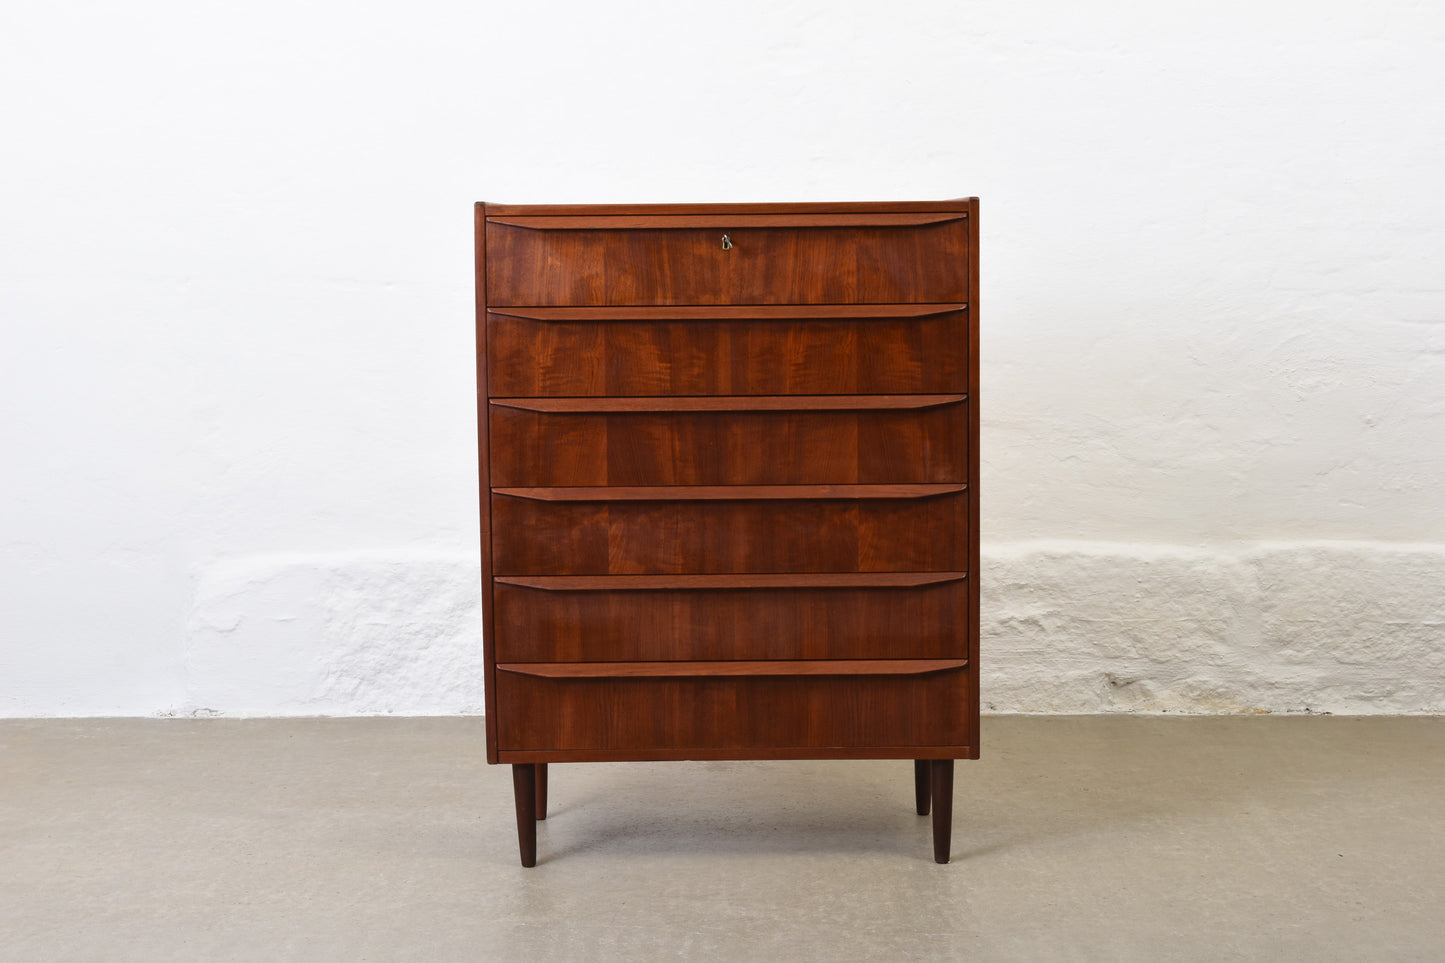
490;488;969;575
493;576;969;662
487;308;968;397
488;398;967;487
495;665;973;751
485;216;969;306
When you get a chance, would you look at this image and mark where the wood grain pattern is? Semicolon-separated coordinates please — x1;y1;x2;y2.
965;197;982;763
491;394;964;412
490;490;969;575
488;310;967;397
474;202;500;764
486;221;969;305
496;659;967;678
492;578;968;662
489;402;968;486
495;667;973;752
489;304;965;321
494;573;967;590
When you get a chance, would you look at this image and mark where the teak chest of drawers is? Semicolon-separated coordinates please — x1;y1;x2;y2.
474;199;979;865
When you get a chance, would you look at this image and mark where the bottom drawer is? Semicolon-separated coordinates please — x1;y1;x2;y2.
494;661;972;753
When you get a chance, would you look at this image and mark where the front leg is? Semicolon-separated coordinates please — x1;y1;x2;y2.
930;759;954;864
512;764;537;867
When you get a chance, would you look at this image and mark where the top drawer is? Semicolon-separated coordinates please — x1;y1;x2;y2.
485;212;969;306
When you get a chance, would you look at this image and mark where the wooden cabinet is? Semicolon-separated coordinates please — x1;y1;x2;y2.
475;200;979;865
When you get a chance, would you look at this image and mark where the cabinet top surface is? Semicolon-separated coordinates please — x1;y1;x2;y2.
481;199;976;216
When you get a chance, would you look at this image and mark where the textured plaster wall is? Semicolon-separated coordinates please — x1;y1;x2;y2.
2;1;1442;716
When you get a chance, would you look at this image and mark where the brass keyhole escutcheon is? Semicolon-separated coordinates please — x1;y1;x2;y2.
721;234;733;251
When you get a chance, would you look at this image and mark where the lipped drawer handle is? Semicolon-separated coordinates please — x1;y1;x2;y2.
490;394;966;414
492;483;966;502
497;659;969;679
486;213;967;229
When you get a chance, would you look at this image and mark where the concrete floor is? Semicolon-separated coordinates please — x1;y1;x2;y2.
1;717;1442;961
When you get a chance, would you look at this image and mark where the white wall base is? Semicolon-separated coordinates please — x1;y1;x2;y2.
984;542;1445;715
158;542;1445;718
182;552;486;718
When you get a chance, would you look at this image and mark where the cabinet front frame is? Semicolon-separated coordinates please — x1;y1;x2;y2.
475;199;979;767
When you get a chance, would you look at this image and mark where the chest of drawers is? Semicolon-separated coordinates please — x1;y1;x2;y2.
475;199;979;865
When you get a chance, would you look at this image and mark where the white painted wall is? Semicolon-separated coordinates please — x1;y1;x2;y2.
2;1;1442;716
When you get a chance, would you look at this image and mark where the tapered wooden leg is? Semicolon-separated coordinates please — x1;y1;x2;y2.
512;764;537;867
930;759;954;864
914;760;931;815
535;763;548;820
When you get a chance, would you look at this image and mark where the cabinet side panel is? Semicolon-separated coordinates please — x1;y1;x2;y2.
476;202;499;763
967;197;981;758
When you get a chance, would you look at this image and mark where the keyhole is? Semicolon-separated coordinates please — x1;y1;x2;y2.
721;234;733;251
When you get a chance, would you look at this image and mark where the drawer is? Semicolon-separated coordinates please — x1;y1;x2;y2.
492;573;969;662
488;396;967;486
485;213;969;305
486;306;969;397
494;661;973;752
490;485;969;575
